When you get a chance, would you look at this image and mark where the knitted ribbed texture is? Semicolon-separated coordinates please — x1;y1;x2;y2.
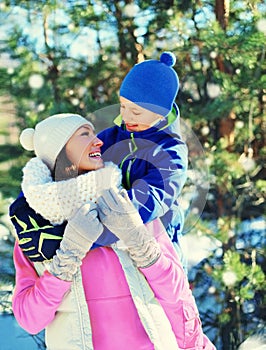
22;157;122;224
20;113;94;170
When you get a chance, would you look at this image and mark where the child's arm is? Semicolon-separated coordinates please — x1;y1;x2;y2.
128;141;188;224
98;126;188;225
12;241;71;334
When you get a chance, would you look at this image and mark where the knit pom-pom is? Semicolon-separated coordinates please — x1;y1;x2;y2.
160;52;176;67
20;128;35;151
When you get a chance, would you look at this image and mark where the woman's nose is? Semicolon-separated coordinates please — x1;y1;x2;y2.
93;136;103;147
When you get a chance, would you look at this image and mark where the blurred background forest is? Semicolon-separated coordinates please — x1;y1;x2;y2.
0;0;265;349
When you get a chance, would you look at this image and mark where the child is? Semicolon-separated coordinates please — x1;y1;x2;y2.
98;51;188;245
11;113;216;349
10;51;188;264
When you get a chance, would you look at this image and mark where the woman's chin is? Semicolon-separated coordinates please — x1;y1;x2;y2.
91;158;104;170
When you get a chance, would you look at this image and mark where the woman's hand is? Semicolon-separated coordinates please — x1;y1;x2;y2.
48;203;103;281
97;188;143;236
98;189;161;268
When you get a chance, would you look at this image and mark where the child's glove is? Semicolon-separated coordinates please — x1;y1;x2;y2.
48;203;103;281
97;189;161;268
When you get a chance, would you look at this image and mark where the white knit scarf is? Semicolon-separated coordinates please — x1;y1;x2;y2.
22;157;122;225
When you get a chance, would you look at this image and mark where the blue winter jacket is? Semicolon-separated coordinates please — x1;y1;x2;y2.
98;107;188;243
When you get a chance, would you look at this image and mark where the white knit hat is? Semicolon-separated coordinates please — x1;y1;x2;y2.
19;113;94;170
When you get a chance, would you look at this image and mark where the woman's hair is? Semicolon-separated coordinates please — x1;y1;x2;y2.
52;146;78;181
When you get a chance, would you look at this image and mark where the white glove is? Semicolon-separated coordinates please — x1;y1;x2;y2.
97;189;161;268
49;203;103;281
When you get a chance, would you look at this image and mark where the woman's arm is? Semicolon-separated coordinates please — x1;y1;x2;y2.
98;189;187;301
140;220;187;304
12;241;71;334
141;221;217;350
12;202;104;333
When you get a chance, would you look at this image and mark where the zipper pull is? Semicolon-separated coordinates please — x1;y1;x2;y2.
129;141;132;154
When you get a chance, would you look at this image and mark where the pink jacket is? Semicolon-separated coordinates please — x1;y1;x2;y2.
12;219;216;350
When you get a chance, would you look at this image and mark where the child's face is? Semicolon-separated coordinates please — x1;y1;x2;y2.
65;125;104;172
120;97;164;132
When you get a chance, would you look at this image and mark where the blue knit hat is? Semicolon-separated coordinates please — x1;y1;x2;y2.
120;52;179;116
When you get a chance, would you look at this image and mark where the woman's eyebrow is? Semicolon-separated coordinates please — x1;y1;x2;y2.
81;125;92;131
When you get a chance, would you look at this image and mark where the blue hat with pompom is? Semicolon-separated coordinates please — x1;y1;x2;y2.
120;52;179;116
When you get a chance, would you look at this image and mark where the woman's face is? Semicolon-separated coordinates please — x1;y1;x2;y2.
65;125;104;172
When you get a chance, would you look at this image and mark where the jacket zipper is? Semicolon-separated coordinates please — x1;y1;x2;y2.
120;133;137;189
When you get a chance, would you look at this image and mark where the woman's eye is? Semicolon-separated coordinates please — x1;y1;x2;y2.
81;132;90;136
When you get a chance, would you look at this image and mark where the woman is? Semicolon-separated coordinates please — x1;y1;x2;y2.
11;113;215;350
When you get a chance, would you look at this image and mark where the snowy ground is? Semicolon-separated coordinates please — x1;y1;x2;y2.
0;314;41;350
